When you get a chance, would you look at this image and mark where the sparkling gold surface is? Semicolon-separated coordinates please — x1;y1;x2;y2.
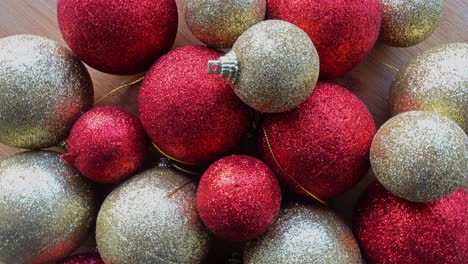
390;43;468;132
232;20;319;113
0;34;93;149
96;167;211;264
244;203;362;264
0;151;97;264
380;0;443;47
183;0;265;49
371;111;467;202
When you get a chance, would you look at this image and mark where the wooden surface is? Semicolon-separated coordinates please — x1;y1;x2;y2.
0;0;466;257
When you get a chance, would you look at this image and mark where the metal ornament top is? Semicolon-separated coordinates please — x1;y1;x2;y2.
208;51;239;83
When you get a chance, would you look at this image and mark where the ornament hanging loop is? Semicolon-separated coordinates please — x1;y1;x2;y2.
208;51;239;83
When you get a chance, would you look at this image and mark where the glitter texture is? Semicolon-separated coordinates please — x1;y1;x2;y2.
59;252;104;264
244;203;362;264
380;0;443;47
230;20;319;113
0;151;98;264
354;182;467;264
183;0;266;49
267;0;381;78
259;82;376;199
139;46;252;165
197;155;281;241
96;167;211;264
390;43;468;132
57;0;178;75
0;34;93;149
61;106;147;183
370;111;467;202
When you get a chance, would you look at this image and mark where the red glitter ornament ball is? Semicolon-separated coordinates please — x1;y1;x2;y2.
259;82;376;200
59;253;104;264
139;46;252;165
57;0;178;75
197;155;281;241
354;182;467;264
61;106;147;183
267;0;381;78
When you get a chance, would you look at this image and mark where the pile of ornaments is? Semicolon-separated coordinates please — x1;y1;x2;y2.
0;0;466;263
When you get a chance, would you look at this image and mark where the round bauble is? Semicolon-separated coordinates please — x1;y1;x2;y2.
244;203;362;264
208;20;319;113
380;0;443;47
354;182;467;264
267;0;381;78
197;155;281;241
0;151;98;264
183;0;266;49
390;43;468;132
61;106;147;183
59;253;104;264
96;166;211;264
0;34;93;149
370;111;467;202
57;0;178;75
259;82;376;200
139;46;252;165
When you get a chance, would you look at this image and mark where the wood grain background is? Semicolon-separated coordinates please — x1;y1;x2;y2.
0;0;466;260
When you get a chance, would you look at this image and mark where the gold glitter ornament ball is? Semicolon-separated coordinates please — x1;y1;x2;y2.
390;43;468;132
380;0;443;47
96;166;211;264
371;111;467;202
209;20;319;113
244;203;362;264
0;151;98;264
0;34;93;149
183;0;266;49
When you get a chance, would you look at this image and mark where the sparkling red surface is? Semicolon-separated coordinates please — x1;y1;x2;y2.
59;253;104;264
57;0;178;75
139;46;252;165
61;106;147;183
267;0;381;78
354;182;467;264
259;82;376;199
197;155;281;241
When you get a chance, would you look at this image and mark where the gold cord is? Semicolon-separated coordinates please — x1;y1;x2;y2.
262;128;328;206
94;76;145;105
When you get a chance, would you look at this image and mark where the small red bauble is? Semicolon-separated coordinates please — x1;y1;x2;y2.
59;253;104;264
139;46;252;165
61;106;147;183
197;155;281;241
354;182;467;264
267;0;381;78
259;82;376;199
57;0;178;75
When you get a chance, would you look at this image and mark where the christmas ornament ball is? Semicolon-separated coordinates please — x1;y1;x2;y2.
354;182;467;264
390;43;468;132
380;0;443;47
57;0;178;75
210;20;319;113
183;0;266;48
259;82;376;199
0;151;98;264
139;46;252;165
0;34;93;149
96;166;211;264
244;203;362;264
61;106;147;184
267;0;381;78
197;155;281;241
59;253;104;264
370;111;467;202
